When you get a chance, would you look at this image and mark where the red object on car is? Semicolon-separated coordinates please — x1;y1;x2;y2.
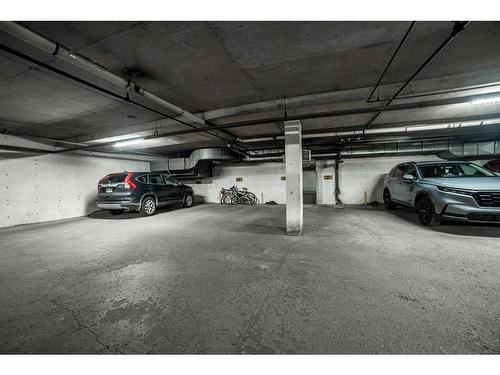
484;160;500;172
124;172;137;190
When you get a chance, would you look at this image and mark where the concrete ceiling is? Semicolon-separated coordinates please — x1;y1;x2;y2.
1;21;500;156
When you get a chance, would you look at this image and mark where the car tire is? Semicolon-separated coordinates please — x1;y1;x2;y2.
415;196;441;227
383;189;397;210
182;193;194;208
110;210;123;215
141;197;157;216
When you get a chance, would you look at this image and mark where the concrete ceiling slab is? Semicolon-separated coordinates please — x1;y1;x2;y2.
1;21;500;155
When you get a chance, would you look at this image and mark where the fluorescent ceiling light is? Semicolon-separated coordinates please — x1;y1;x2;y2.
113;138;144;148
470;95;500;106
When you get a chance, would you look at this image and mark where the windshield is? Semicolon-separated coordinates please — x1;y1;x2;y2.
418;163;496;178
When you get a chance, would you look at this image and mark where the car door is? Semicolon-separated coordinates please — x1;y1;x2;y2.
161;174;183;201
389;164;407;202
147;173;169;203
399;164;418;204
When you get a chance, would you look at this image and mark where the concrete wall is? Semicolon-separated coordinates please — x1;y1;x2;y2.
190;162;287;204
0;153;149;228
3;152;485;228
189;155;449;206
337;155;443;205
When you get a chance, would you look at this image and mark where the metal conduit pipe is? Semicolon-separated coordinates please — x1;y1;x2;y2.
244;155;284;162
334;155;343;205
367;21;416;103
237;113;500;144
50;89;500;153
183;90;499;134
0;21;205;125
364;21;470;128
0;41;248;155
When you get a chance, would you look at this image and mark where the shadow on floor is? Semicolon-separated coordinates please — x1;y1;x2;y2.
387;206;500;238
87;203;201;220
235;223;287;236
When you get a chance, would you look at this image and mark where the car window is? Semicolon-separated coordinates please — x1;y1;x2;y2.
459;164;494;176
405;165;418;179
392;165;406;178
162;174;179;186
136;175;147;183
418;163;495;178
148;174;164;184
99;173;127;184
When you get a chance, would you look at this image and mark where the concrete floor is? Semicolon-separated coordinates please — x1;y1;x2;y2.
0;203;499;354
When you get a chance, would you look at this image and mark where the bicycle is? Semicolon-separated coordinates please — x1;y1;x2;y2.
219;185;257;205
219;187;234;204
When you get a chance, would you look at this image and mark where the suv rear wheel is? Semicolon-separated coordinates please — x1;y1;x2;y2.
182;193;193;208
383;189;397;210
141;197;157;216
415;196;441;226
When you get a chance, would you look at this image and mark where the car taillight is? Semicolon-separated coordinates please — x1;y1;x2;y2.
124;172;137;190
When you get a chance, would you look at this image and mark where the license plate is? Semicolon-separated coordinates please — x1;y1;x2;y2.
106;188;113;193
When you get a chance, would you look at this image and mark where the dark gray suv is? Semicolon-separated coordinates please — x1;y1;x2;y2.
383;161;500;226
96;172;194;216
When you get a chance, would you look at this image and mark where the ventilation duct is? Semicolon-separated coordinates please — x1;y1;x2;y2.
150;148;239;178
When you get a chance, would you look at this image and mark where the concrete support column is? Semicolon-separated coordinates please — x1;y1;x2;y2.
284;120;303;235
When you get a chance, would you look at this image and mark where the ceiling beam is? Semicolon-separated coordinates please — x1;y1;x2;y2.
66;70;500;144
237;111;500;140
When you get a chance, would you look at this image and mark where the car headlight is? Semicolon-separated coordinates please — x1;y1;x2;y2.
436;186;475;196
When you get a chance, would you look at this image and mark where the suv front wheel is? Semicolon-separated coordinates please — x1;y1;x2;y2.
415;196;441;226
141;197;157;216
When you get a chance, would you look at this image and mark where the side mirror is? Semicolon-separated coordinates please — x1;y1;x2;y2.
403;174;416;181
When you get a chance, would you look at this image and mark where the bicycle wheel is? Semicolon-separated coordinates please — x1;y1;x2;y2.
244;193;257;205
248;193;257;205
240;195;252;205
224;193;236;205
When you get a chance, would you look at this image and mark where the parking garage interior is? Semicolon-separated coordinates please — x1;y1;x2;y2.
1;19;500;355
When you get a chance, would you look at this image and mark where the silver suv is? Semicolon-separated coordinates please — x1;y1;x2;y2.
383;161;500;226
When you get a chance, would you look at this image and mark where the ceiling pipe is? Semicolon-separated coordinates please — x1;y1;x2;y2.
38;87;500;155
244;155;284;162
0;41;248;154
68;76;500;145
0;21;206;126
364;21;470;128
55;90;500;153
237;115;500;144
192;90;498;132
367;21;416;103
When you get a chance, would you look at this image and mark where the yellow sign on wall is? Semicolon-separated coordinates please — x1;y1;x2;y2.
323;175;333;180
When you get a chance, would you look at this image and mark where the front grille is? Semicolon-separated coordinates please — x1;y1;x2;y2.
467;213;500;222
473;191;500;207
